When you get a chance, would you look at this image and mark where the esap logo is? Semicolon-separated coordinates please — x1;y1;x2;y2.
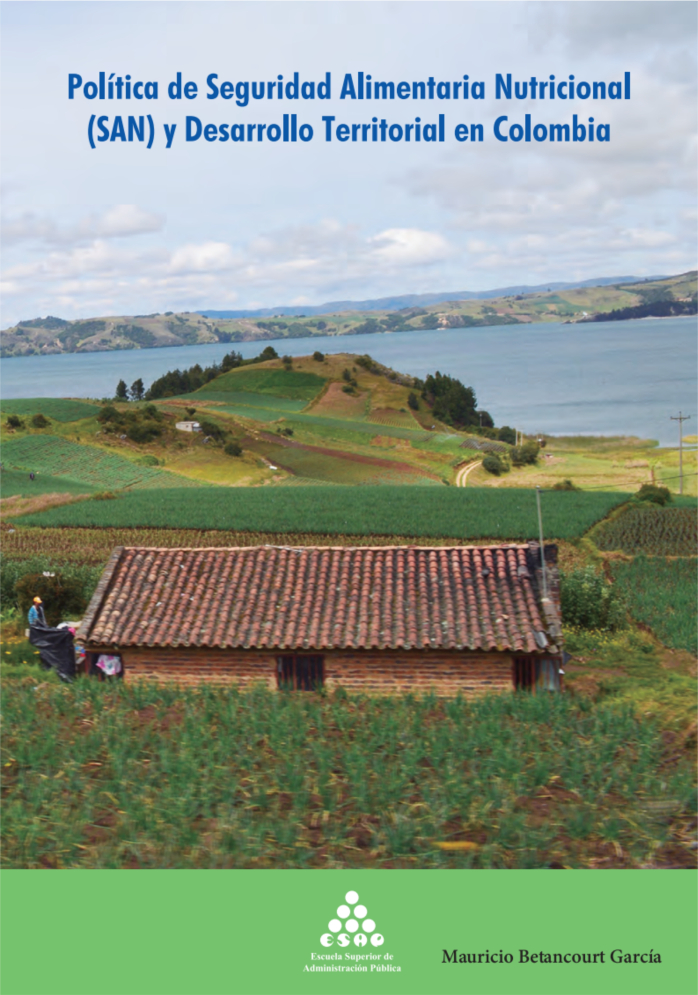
320;890;385;949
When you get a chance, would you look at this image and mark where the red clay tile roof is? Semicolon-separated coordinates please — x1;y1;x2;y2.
79;545;556;654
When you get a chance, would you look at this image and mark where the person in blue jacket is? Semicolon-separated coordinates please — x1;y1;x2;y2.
28;597;46;626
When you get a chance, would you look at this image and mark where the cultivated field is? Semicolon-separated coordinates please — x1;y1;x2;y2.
2;682;694;869
609;557;697;653
592;506;697;556
15;486;626;538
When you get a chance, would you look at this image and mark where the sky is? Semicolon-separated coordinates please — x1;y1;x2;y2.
1;0;696;325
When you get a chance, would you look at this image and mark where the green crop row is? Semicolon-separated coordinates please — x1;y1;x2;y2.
2;683;693;868
0;469;95;498
2;436;198;491
17;486;627;538
592;506;697;556
609;556;697;653
1;398;100;422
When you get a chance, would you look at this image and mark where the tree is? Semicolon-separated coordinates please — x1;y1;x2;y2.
407;392;419;411
257;346;278;362
510;441;540;467
115;379;128;401
224;441;242;457
498;426;516;445
422;372;478;428
130;378;145;401
312;351;325;362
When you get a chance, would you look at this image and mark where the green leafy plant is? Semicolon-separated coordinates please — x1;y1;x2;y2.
560;567;626;631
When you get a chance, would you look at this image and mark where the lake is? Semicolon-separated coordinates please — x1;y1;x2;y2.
2;316;696;447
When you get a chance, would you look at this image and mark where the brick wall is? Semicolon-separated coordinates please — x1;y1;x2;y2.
89;645;515;696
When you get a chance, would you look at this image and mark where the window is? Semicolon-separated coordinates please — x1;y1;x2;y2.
277;655;324;691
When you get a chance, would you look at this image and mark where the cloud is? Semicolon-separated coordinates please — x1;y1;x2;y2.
1;203;164;247
0;220;460;324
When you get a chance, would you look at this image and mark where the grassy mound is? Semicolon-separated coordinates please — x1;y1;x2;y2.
196;367;326;401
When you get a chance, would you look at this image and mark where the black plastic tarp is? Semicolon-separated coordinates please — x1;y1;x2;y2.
29;624;76;682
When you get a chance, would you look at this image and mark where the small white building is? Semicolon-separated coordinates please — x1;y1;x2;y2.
175;420;201;433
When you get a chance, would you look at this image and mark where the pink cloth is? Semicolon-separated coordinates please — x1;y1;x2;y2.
96;654;122;676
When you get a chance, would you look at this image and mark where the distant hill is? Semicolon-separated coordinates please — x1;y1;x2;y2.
2;272;694;358
198;276;660;318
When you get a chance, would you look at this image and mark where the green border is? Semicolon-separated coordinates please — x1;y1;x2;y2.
1;870;696;995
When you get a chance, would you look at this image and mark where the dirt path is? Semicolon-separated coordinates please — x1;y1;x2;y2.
455;461;482;487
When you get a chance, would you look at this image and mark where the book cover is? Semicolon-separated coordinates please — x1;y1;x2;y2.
1;3;696;994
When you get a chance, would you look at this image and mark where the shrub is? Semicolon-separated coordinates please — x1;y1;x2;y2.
185;407;197;417
355;355;375;371
560;567;626;631
93;491;119;500
553;479;580;491
31;413;50;428
126;421;162;444
6;414;24;429
142;404;163;421
282;355;293;369
15;572;89;626
636;483;672;506
342;385;355;394
482;454;505;476
224;442;242;457
407;392;419;411
342;368;352;382
200;420;225;441
312;351;325;362
97;405;121;424
498;425;516;445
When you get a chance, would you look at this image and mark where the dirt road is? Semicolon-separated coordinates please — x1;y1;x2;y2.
455;460;482;487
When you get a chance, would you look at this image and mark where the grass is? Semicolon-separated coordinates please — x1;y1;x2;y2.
1;680;694;869
563;627;696;732
15;487;628;538
609;557;697;653
1;398;100;422
591;505;697;556
1;469;95;498
196;367;326;401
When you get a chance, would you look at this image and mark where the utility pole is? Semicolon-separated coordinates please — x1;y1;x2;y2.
670;412;691;494
536;486;548;600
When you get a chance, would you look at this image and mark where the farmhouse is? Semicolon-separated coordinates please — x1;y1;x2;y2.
76;544;563;695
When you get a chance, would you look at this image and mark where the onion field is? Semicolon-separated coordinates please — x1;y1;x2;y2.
16;486;627;538
2;436;200;491
610;556;697;653
2;682;694;869
592;505;697;556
